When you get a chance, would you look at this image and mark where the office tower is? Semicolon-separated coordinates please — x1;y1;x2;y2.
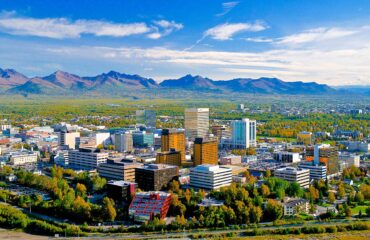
161;129;185;161
274;167;310;188
136;110;156;128
58;131;80;149
184;108;209;139
135;164;179;191
98;159;142;181
132;131;154;147
68;148;108;170
189;165;232;190
306;144;339;175
193;137;218;166
231;118;256;149
297;131;313;145
129;192;172;222
114;133;133;152
156;149;182;166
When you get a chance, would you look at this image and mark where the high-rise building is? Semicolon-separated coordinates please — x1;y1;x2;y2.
136;110;156;128
184;108;209;139
135;164;179;191
114;133;133;152
58;131;80;149
68;148;108;170
189;165;232;190
231;118;256;149
306;144;339;175
193;137;218;166
94;132;111;147
132;131;154;147
274;167;310;188
156;149;182;166
161;129;185;161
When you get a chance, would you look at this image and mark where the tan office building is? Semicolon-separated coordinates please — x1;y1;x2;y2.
184;108;209;139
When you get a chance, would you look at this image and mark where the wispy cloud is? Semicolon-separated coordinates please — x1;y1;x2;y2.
204;21;268;40
147;20;183;39
216;1;240;17
244;37;274;43
277;27;357;45
0;12;183;39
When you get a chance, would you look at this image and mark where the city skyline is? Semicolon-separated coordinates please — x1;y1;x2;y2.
0;1;370;85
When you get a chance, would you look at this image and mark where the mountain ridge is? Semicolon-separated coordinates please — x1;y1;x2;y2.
0;68;343;95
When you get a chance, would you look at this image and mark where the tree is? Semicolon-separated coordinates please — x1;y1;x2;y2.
265;169;271;178
75;183;87;199
337;183;345;199
328;192;335;204
344;206;352;218
306;186;319;202
287;182;303;197
101;197;116;221
264;199;283;221
261;184;270;198
355;191;364;204
366;207;370;217
250;206;263;223
360;184;370;200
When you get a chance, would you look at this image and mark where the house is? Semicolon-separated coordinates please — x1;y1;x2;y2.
283;198;309;216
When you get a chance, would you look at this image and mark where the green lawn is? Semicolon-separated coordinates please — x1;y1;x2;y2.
352;205;368;215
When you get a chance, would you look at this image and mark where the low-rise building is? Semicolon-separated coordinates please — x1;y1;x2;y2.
190;165;232;190
8;150;39;166
68;148;108;170
273;151;300;163
298;162;327;180
283;198;309;216
219;155;242;165
274;167;310;188
135;164;179;191
129;192;172;222
106;180;136;201
98;158;142;181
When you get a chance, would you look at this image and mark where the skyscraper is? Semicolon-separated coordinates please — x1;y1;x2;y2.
231;118;256;149
193;137;218;166
184;108;209;139
161;129;185;161
58;131;80;149
114;132;133;152
136;110;156;128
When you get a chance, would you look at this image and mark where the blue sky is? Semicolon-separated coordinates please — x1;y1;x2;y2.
0;0;370;85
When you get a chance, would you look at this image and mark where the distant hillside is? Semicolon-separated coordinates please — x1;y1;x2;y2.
160;75;335;94
1;68;344;95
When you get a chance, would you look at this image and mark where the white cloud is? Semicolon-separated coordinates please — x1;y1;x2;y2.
204;22;268;40
0;17;151;39
278;27;357;45
0;13;183;39
244;37;274;43
148;20;183;39
216;1;240;17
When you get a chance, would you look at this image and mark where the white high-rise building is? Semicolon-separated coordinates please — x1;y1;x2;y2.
184;108;209;139
95;132;111;147
231;118;256;149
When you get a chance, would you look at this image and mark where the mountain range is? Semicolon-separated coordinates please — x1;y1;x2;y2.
0;67;347;96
